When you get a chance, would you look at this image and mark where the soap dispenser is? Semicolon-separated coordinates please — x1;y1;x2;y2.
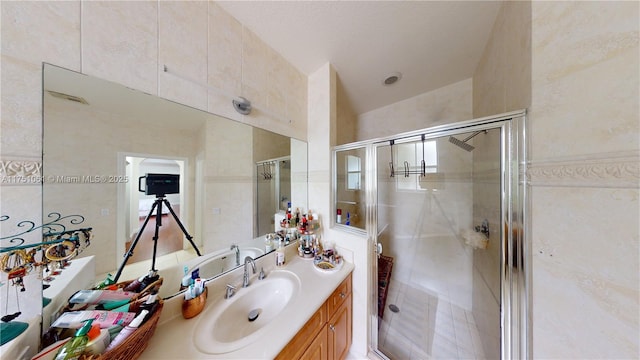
54;318;94;360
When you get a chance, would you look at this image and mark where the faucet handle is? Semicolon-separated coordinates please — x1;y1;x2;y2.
225;283;236;299
258;267;266;280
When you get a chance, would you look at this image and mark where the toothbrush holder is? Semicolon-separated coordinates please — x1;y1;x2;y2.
181;287;207;319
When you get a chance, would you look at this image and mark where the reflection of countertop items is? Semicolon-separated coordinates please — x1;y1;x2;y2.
274;211;286;232
156;235;277;298
139;246;354;359
42;255;96;330
0;315;39;359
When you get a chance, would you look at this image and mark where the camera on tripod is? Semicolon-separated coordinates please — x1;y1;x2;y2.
139;173;180;197
115;172;201;282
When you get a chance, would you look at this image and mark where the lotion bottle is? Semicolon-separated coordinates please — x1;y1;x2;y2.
104;310;148;352
54;318;94;360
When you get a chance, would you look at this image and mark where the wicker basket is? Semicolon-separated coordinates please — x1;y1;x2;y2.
80;299;164;360
47;277;165;360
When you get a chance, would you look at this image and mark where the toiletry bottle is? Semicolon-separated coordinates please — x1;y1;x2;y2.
138;270;159;291
336;209;342;224
345;212;350;226
83;323;111;356
69;289;136;305
104;310;148;352
294;208;301;227
54;318;94;360
106;324;123;342
123;274;145;292
265;234;274;252
276;238;286;267
51;310;137;329
139;291;159;320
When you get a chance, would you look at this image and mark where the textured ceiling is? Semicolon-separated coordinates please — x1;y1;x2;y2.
217;1;503;115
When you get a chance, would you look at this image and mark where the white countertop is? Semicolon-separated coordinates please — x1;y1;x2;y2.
139;246;354;359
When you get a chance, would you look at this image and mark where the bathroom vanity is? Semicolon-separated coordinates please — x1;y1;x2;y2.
138;246;354;359
276;273;352;360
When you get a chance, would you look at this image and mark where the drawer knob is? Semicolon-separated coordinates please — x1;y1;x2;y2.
329;324;335;332
339;292;346;299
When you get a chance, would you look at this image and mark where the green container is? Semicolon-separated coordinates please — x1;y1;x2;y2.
54;318;93;360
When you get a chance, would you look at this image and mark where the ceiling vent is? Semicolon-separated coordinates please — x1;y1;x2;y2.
46;90;89;105
382;72;402;86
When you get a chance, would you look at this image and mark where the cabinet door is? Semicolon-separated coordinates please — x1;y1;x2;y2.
327;273;351;315
301;325;329;360
328;294;352;360
276;304;327;360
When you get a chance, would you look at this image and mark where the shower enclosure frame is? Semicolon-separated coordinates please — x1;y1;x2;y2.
334;110;529;360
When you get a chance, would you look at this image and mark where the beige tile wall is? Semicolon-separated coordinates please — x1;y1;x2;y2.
355;78;473;141
528;2;639;358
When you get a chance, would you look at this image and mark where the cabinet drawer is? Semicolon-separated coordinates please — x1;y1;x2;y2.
276;302;327;360
327;273;352;315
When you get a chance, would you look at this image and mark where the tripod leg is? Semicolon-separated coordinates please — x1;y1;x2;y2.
149;200;163;272
113;200;158;282
163;199;202;256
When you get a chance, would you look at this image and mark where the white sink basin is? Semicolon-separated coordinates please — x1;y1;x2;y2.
194;269;301;354
239;246;265;259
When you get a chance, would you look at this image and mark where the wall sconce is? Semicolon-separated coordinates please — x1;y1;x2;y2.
232;97;252;115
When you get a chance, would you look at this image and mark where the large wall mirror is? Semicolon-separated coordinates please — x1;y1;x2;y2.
42;64;307;301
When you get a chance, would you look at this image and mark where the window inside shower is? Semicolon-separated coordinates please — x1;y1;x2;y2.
375;127;502;360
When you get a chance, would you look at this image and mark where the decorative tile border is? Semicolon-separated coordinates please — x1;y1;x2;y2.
3;153;638;188
527;151;640;188
0;158;42;185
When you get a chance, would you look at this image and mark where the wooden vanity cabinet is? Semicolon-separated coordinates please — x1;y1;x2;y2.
327;292;352;360
277;273;352;360
300;325;329;360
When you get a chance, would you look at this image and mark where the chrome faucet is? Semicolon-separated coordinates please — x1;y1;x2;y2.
242;256;256;287
225;283;236;299
231;244;240;266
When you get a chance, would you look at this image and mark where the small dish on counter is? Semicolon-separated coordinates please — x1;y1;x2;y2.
313;258;344;273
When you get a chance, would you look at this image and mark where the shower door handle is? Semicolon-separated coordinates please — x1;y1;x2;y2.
376;243;383;255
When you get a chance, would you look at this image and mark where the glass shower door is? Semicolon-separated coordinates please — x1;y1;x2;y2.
374;127;502;360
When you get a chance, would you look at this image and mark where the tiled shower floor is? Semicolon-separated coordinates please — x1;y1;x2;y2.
378;280;486;360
